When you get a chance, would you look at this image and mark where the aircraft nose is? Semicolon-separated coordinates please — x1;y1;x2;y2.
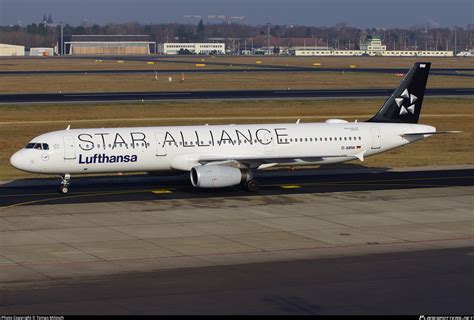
10;150;30;171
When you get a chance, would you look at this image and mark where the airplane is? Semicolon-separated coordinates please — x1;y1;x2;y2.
10;62;453;194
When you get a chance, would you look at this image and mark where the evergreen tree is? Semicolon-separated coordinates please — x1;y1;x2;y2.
196;19;205;42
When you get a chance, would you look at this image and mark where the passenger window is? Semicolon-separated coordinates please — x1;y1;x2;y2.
349;137;352;140
329;138;332;141
324;138;327;141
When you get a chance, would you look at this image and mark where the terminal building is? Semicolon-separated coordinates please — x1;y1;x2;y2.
290;35;453;57
64;35;156;55
158;43;225;55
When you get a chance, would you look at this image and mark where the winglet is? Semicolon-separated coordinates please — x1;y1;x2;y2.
354;150;365;162
296;119;301;124
66;124;71;130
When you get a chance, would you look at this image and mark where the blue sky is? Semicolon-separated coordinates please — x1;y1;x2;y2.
0;0;472;27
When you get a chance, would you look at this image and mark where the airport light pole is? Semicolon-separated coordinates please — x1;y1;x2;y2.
454;26;457;55
267;22;271;55
60;21;64;55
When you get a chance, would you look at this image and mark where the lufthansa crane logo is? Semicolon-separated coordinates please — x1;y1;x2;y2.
395;88;417;115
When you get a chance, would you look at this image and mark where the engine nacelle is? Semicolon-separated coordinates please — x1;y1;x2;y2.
190;165;248;188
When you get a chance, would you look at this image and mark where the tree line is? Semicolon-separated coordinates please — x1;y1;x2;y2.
0;21;471;52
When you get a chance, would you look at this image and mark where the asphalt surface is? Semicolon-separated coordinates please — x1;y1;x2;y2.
1;87;472;104
1;67;472;76
1;247;472;314
1;168;473;207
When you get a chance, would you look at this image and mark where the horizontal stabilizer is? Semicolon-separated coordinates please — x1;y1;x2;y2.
400;131;460;136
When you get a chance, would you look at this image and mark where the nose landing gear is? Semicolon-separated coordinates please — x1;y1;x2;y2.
59;174;71;194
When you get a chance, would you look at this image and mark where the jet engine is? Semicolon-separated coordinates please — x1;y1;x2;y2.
190;165;250;188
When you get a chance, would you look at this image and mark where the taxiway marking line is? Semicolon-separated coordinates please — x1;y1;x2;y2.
0;189;157;209
152;189;173;194
280;185;302;189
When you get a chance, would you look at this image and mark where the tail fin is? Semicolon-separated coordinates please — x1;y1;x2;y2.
367;62;431;124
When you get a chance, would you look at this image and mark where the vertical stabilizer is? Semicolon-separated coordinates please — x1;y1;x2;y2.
367;62;431;124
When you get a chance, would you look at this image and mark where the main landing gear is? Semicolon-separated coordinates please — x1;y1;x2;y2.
59;174;71;194
242;169;260;193
246;179;260;192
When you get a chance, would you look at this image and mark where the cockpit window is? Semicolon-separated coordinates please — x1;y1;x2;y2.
25;142;48;150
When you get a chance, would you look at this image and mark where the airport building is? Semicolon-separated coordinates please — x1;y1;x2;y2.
29;47;54;56
0;43;25;56
158;43;226;55
290;48;454;57
359;35;386;52
289;35;453;57
64;35;156;55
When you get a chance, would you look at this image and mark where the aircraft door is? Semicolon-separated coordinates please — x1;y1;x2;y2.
262;131;274;155
155;132;167;156
63;135;76;159
370;127;381;149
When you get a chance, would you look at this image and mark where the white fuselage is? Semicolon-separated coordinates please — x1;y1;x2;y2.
10;121;435;175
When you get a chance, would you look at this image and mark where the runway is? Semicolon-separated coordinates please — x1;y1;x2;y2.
1;66;472;76
1;87;472;104
1;167;473;207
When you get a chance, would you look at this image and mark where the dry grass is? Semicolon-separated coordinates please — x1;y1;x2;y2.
157;56;474;69
0;57;236;71
1;72;472;94
1;56;471;72
0;97;472;180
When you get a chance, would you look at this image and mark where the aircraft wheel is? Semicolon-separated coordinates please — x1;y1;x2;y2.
59;186;69;194
246;179;260;192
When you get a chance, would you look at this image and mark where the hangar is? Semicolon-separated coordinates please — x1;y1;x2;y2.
0;43;25;56
64;35;156;55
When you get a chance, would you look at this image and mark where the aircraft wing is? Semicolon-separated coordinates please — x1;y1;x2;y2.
197;151;367;169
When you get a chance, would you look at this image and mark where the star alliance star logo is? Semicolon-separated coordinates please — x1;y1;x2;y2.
395;88;417;115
